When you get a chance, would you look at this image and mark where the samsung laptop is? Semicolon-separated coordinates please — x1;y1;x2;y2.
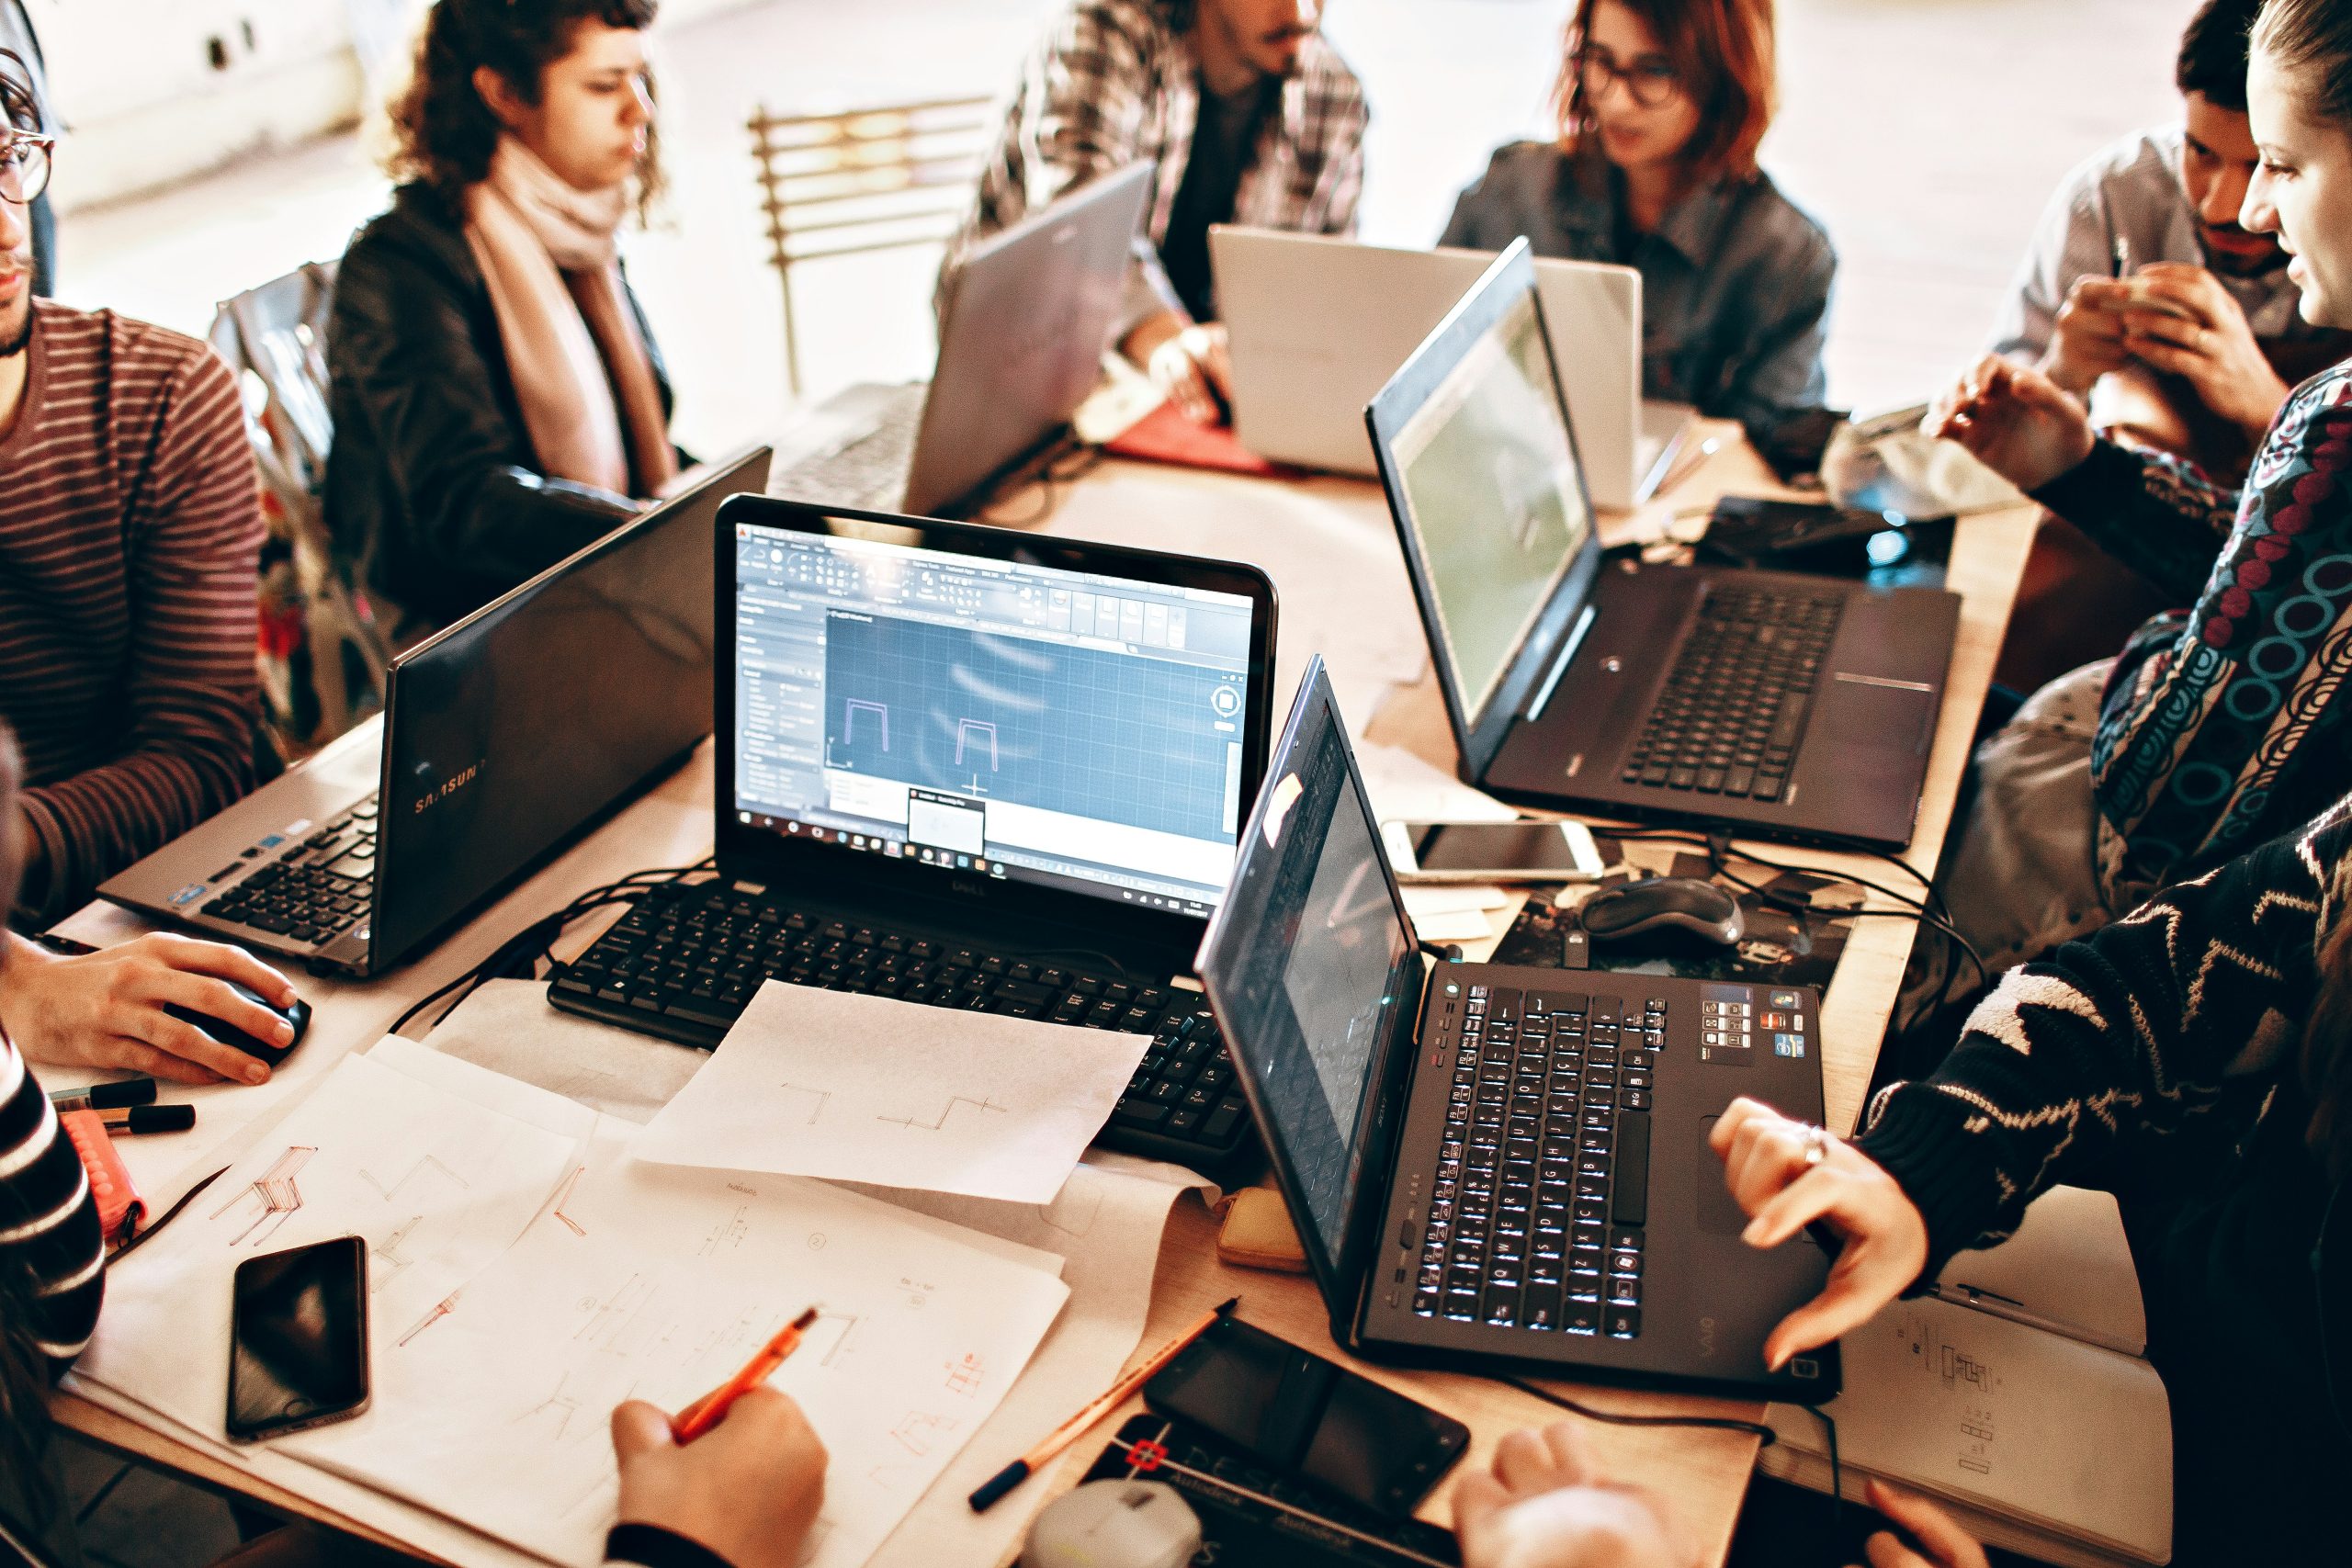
770;161;1155;518
1211;226;1694;510
1366;242;1959;851
99;447;773;976
548;495;1279;1175
1196;656;1838;1397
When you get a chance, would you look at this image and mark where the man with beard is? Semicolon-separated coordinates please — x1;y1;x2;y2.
949;0;1366;423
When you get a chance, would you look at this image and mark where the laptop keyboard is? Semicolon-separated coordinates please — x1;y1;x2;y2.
770;395;922;509
550;878;1257;1169
1619;586;1843;803
1414;984;1661;1338
198;799;379;947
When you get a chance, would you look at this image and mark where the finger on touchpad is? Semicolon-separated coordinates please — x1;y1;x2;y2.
1695;1115;1748;1235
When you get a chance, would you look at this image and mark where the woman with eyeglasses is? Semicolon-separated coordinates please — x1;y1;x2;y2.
1438;0;1832;446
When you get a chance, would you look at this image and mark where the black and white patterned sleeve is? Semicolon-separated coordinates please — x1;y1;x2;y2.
0;1036;106;1366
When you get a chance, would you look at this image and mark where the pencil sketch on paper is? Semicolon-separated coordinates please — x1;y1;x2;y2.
888;1409;957;1458
876;1095;1007;1133
776;1083;832;1124
944;1353;984;1396
360;1153;469;1204
369;1215;423;1290
397;1290;462;1348
211;1145;316;1247
513;1371;588;1441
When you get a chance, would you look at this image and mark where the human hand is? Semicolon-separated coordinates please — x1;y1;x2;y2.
1708;1097;1929;1371
1453;1421;1690;1568
2042;276;2135;394
611;1390;827;1568
1854;1480;1990;1568
1124;312;1231;424
1924;355;2096;492
2117;263;2290;440
0;933;300;1086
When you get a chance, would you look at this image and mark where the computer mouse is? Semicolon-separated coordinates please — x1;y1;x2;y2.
1020;1480;1201;1568
162;982;312;1062
1576;877;1746;947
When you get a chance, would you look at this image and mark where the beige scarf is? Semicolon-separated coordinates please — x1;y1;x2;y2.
464;139;676;499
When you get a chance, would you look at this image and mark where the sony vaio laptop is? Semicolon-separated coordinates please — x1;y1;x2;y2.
769;161;1155;517
1210;226;1693;510
99;447;773;976
1366;242;1960;851
548;495;1279;1173
1196;657;1838;1398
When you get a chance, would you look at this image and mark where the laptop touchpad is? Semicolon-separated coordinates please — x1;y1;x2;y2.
1694;1116;1747;1235
1820;678;1935;757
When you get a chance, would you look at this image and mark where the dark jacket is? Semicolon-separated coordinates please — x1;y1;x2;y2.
325;182;675;631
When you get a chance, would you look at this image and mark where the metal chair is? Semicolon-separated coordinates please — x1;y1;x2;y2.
745;93;995;399
210;262;393;761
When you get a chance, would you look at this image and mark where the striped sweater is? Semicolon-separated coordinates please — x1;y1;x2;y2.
0;299;264;922
0;1033;103;1364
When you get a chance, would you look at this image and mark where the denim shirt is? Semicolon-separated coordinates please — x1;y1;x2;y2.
1440;141;1836;439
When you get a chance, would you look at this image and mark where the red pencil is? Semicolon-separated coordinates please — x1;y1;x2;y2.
671;1305;820;1443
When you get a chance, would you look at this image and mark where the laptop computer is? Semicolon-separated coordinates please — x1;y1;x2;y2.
1365;242;1960;851
770;161;1155;518
1196;656;1838;1398
548;495;1281;1174
99;447;773;976
1210;226;1693;510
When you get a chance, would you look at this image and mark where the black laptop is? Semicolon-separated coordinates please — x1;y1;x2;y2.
1196;657;1839;1398
549;495;1281;1174
769;162;1154;518
98;447;773;976
1364;241;1960;851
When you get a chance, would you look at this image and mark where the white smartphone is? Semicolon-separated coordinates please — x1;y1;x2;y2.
1380;818;1605;884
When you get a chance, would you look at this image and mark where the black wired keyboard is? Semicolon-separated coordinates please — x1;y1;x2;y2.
198;798;379;948
1620;586;1844;802
549;877;1258;1173
1414;984;1665;1339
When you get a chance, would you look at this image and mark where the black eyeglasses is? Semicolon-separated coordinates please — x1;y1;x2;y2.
1574;47;1683;110
1;133;53;206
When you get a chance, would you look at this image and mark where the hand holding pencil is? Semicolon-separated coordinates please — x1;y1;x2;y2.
612;1386;829;1568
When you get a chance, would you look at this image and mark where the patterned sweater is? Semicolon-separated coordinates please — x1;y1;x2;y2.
2031;359;2352;899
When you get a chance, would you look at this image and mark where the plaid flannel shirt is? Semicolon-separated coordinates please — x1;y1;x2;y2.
948;0;1368;332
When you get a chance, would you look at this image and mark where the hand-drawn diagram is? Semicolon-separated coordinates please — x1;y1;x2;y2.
361;1154;469;1204
370;1214;424;1290
398;1289;463;1348
538;1166;588;1238
513;1371;587;1441
944;1353;984;1396
876;1095;1006;1132
806;1310;862;1370
211;1145;316;1247
1035;1179;1105;1239
776;1084;832;1125
699;1204;751;1257
888;1409;957;1458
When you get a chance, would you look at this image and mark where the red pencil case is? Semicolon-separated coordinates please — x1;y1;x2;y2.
58;1109;146;1243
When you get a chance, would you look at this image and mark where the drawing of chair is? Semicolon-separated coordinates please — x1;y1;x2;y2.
213;1145;316;1247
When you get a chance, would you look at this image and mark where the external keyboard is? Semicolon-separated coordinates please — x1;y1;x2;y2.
1414;984;1663;1338
1620;586;1843;802
770;395;922;510
198;799;379;948
549;878;1258;1171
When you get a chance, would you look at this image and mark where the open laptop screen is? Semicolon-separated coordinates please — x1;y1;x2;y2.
1384;277;1592;728
729;520;1259;916
1197;662;1419;1273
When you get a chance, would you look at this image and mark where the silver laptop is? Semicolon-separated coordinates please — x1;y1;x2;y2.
770;162;1155;518
1211;227;1694;510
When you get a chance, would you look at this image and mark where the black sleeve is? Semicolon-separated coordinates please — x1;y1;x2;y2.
605;1523;736;1568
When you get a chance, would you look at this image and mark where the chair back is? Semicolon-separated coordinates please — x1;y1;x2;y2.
746;94;995;397
210;261;393;761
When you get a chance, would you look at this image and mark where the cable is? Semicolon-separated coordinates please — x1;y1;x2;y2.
1807;1404;1844;1555
1492;1372;1779;1445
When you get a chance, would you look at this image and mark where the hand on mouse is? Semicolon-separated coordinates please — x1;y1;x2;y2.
611;1389;826;1568
1708;1097;1928;1370
0;932;300;1085
1453;1421;1690;1568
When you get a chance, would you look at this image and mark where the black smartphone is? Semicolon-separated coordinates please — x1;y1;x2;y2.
227;1235;371;1442
1144;1315;1469;1517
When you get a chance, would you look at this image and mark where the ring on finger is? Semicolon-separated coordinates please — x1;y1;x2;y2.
1801;1124;1832;1168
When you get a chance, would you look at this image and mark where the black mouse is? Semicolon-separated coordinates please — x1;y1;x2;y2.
163;982;312;1061
1576;877;1746;946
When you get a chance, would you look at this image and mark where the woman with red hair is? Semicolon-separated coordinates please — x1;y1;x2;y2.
1441;0;1834;445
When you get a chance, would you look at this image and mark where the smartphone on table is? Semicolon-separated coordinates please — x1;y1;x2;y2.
227;1235;371;1442
1144;1314;1470;1517
1380;818;1604;884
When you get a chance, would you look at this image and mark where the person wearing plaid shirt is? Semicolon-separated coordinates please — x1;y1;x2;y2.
948;0;1366;423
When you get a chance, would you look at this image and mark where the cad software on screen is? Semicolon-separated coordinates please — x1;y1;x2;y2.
731;524;1257;915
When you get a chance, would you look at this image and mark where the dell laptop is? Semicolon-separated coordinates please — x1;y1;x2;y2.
1211;227;1693;510
770;161;1155;517
1196;656;1838;1398
548;495;1280;1174
99;446;773;976
1366;241;1960;851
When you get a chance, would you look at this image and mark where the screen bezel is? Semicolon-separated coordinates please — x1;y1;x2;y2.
1365;241;1605;784
1193;656;1426;1321
716;495;1280;962
226;1235;371;1443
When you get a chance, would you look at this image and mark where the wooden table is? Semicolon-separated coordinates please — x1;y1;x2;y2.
49;426;2036;1567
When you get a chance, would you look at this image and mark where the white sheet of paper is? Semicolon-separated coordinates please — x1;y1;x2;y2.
422;977;708;1122
298;1152;1070;1568
630;982;1150;1201
75;1054;580;1442
1408;909;1498;942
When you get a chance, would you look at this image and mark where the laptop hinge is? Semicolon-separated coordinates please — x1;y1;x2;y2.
1526;604;1596;724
